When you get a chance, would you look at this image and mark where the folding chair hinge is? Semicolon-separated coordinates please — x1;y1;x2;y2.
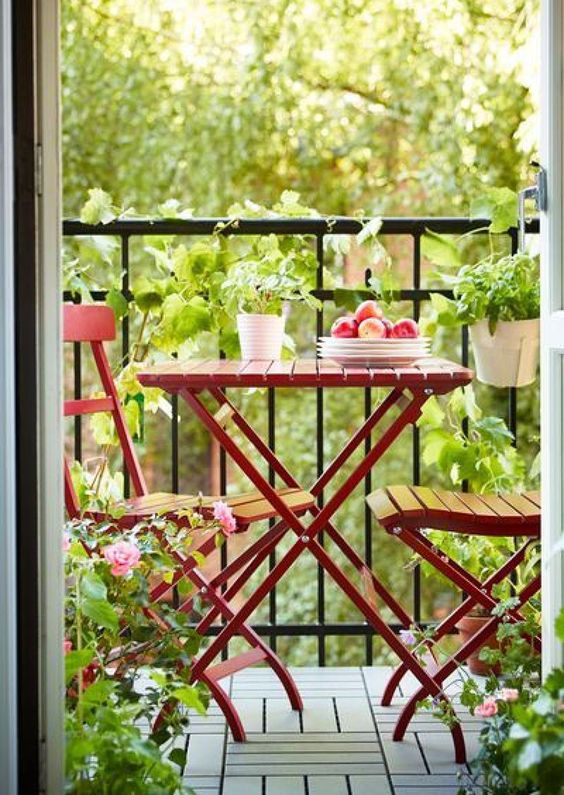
391;526;403;536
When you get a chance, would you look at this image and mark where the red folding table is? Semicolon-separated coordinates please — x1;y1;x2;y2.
138;357;473;751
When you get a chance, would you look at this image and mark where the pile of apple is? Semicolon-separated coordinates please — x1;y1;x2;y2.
330;301;420;339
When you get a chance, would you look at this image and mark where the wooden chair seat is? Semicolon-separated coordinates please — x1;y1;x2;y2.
122;487;315;527
367;485;540;537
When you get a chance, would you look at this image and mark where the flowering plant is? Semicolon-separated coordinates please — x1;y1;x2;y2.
64;504;236;792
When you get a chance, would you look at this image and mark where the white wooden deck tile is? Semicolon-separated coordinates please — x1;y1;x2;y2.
186;734;225;776
300;698;338;733
336;697;376;732
361;666;395;697
183;776;221;788
379;732;426;774
241;732;377;744
231;698;264;733
349;774;393;795
307;775;348;795
266;776;305;795
392;774;463;787
266;699;301;732
415;731;468;774
222;777;262;795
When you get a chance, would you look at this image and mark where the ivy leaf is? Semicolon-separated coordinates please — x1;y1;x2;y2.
106;288;129;320
169;748;187;768
82;597;119;633
422;230;461;269
80;188;119;225
65;648;94;683
470;187;518;233
421;428;451;466
134;276;171;314
417;396;445;428
173;686;207;715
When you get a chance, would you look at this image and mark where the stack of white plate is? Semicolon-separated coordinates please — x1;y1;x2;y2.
317;336;432;367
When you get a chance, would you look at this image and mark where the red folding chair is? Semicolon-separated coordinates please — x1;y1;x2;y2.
64;303;313;739
367;485;541;762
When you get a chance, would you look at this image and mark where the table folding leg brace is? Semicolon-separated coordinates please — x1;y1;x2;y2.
145;526;302;741
178;384;470;760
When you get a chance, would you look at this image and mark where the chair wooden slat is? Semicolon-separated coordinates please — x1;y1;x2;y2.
477;494;524;519
430;490;474;517
64;397;115;416
365;489;399;525
500;493;541;517
524;490;541;508
455;492;498;518
408;486;446;513
386;485;424;516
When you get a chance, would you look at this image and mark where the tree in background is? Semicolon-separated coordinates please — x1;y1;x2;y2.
62;0;538;217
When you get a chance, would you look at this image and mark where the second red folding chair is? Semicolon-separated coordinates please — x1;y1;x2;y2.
64;303;315;739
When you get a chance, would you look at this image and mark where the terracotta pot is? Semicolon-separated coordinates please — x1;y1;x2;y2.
469;318;539;388
237;313;285;360
455;614;500;676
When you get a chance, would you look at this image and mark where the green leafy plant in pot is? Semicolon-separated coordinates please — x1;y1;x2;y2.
220;193;321;360
418;386;538;675
423;187;540;388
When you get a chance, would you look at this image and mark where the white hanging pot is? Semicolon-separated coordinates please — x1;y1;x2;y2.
237;313;285;360
469;318;539;388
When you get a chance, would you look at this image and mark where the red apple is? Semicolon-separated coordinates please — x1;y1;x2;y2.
381;318;393;338
355;300;384;324
331;316;358;338
391;318;419;338
358;317;387;339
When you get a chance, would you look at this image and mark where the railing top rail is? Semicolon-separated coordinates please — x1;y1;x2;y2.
63;216;540;237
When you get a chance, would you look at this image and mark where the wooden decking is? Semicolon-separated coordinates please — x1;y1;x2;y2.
181;666;483;794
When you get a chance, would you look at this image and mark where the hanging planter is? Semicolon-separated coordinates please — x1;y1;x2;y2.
469;318;539;388
237;313;285;360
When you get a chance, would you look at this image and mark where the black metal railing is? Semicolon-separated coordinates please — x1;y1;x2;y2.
63;215;540;666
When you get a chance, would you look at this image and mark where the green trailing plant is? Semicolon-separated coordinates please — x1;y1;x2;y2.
63;506;234;791
418;607;562;795
417;385;538;600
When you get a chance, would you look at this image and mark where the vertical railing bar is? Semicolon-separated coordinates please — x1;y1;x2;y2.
121;234;131;498
268;386;277;653
412;233;422;625
219;346;228;659
363;266;373;666
316;234;325;666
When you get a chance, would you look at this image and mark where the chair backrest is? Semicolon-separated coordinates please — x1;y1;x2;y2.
64;304;147;517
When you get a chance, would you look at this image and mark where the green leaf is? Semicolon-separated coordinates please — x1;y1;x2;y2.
421;428;452;466
133;276;171;314
82;596;119;633
333;287;373;312
106;288;129;320
428;293;459;327
417;396;445;428
65;648;94;683
555;608;564;642
470;187;518;233
421;230;461;269
173;686;207;715
79;188;119;225
81;679;116;705
81;571;107;601
169;747;187;767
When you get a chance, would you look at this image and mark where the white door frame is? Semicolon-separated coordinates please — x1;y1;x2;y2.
0;0;19;790
37;0;64;791
540;0;564;674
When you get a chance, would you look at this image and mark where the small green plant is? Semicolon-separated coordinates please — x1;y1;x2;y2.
422;186;540;335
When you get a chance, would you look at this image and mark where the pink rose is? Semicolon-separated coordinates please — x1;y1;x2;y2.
499;688;519;703
213;501;237;536
475;697;498;718
63;533;71;552
64;639;73;654
103;540;141;576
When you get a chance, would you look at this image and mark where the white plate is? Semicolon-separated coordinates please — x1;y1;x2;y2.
319;336;430;344
318;341;430;352
321;352;432;367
